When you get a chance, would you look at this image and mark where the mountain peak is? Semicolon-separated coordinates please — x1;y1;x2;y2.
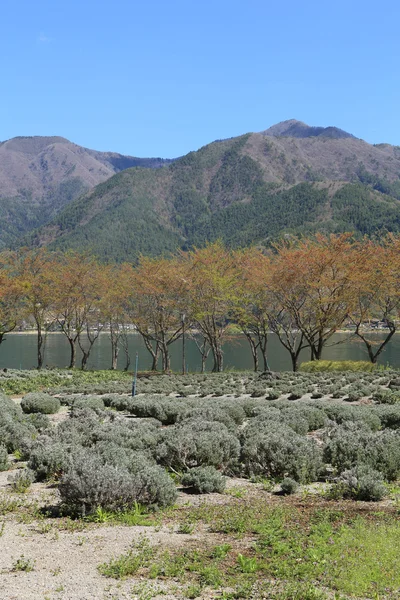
0;135;71;154
262;120;355;140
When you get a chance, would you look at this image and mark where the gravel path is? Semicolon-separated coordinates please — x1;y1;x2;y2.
1;522;166;600
0;468;256;600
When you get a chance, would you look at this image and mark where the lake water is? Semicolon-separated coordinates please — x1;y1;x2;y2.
1;332;399;371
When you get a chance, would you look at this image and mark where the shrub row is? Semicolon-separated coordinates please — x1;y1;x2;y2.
3;367;400;513
21;393;60;415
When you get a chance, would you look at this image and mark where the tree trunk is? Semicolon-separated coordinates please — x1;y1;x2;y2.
244;332;259;372
151;344;160;371
0;322;16;347
81;349;89;370
67;337;76;369
315;337;324;360
356;325;396;363
258;333;270;372
111;343;119;370
161;344;171;373
191;335;210;373
270;325;307;372
120;331;131;371
77;324;102;370
109;323;122;370
212;342;223;372
369;347;377;363
290;340;305;371
37;327;46;370
307;332;325;362
200;341;211;373
142;336;159;371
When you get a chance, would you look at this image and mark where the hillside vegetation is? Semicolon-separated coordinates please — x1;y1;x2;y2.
0;136;172;248
27;121;400;261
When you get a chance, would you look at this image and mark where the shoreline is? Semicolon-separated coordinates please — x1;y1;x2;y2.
7;329;396;336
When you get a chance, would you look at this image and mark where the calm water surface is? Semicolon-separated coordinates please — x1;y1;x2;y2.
1;332;400;371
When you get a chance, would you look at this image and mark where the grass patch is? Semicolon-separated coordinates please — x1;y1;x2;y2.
0;494;25;515
0;368;132;396
98;536;156;578
85;504;155;526
324;517;400;596
300;360;384;373
112;499;400;598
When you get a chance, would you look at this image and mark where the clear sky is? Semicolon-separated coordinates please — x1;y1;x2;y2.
1;0;399;157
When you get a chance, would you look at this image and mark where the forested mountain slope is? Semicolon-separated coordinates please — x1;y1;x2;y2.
0;135;172;247
23;121;400;261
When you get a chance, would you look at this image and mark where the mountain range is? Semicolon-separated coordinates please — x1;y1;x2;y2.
0;135;172;248
2;120;400;261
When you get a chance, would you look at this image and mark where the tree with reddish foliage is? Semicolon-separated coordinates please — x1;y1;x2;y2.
14;249;59;369
98;263;133;370
271;234;360;363
349;235;400;363
184;242;239;373
0;253;25;346
130;256;188;372
234;248;271;372
49;252;100;368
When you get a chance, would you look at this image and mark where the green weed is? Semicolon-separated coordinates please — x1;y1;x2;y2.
12;555;35;572
212;543;232;559
236;553;258;573
0;494;23;515
98;536;155;579
178;521;195;534
183;584;202;598
85;503;153;526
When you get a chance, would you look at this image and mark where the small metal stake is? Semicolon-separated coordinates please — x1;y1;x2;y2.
132;352;139;397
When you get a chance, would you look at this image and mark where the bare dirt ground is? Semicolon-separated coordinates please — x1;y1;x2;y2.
0;467;258;600
2;468;395;600
2;384;397;600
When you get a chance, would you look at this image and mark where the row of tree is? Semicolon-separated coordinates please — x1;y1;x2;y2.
0;233;399;372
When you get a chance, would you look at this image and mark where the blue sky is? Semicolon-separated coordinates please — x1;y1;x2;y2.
1;0;399;157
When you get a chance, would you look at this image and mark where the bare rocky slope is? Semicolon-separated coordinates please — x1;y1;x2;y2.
8;120;400;260
0;135;172;247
